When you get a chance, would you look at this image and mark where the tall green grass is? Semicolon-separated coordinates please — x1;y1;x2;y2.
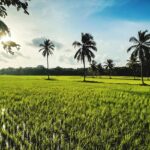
0;76;150;149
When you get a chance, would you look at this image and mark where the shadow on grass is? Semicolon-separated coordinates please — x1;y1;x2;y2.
87;76;141;81
139;83;150;86
77;80;103;84
108;82;150;86
45;78;58;81
77;80;150;86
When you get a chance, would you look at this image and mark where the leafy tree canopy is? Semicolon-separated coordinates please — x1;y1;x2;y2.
0;0;30;18
2;41;20;54
0;0;30;54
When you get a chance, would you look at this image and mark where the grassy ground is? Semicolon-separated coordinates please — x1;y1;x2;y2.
0;75;150;149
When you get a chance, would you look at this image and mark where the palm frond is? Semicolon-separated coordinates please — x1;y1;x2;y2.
131;49;139;59
74;48;81;59
86;45;97;51
0;20;10;37
39;44;44;47
144;33;150;41
72;41;82;48
87;50;95;58
129;37;139;43
127;45;138;53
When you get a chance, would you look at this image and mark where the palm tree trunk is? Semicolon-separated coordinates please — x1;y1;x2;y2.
141;61;144;85
133;70;135;80
147;71;149;80
83;57;86;82
47;54;50;80
109;69;111;79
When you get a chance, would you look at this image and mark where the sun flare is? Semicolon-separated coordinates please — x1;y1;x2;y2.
0;36;12;42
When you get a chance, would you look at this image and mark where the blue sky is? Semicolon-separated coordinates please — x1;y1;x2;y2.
97;0;150;21
0;0;150;68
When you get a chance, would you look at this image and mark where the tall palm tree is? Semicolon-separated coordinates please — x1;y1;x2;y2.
104;59;114;79
39;39;55;80
73;33;97;81
127;30;150;85
126;56;139;80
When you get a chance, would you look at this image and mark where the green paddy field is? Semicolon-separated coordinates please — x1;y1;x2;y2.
0;76;150;149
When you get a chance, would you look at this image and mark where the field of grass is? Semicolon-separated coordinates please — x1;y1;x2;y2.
0;75;150;149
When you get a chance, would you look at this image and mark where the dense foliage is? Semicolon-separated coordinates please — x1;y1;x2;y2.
0;76;150;149
0;0;30;18
0;65;145;77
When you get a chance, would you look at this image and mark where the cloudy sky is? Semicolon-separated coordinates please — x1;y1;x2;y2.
0;0;150;68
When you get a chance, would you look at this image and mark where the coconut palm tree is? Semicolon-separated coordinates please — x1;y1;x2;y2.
126;56;139;80
127;30;150;85
104;59;114;79
90;60;98;77
97;63;103;77
73;33;97;81
39;39;55;80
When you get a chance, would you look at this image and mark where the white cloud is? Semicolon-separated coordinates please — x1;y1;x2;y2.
0;57;8;63
0;0;150;69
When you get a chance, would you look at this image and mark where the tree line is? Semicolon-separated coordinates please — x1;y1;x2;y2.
1;1;150;85
0;63;148;78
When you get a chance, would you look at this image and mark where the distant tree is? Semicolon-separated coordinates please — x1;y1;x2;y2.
37;65;45;69
90;60;98;77
39;39;55;80
143;59;150;80
104;59;115;79
127;30;150;85
143;47;150;80
97;63;103;77
126;56;139;80
73;33;97;81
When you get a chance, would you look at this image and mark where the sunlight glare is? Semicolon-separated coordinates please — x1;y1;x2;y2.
0;36;12;42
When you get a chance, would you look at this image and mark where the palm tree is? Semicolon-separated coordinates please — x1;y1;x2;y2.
126;56;139;80
73;33;97;81
127;30;150;85
39;39;55;80
97;63;103;77
143;58;150;80
104;59;114;79
90;60;98;77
